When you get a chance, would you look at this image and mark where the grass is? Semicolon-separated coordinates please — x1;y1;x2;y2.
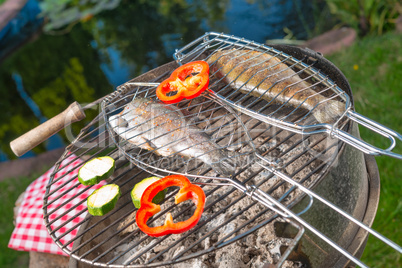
0;175;33;268
327;31;402;267
0;32;401;268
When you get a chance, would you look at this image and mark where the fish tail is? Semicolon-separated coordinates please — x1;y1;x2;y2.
200;149;236;177
311;99;345;124
209;156;236;177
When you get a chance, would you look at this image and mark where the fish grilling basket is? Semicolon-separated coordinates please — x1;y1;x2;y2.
42;32;401;267
173;32;402;159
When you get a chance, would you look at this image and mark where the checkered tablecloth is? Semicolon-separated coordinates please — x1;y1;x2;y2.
8;154;106;256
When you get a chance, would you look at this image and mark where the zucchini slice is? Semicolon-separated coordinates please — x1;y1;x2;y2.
87;184;121;216
78;156;115;186
131;177;167;208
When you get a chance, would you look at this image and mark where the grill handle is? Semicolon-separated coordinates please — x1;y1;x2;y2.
333;110;402;159
10;102;86;157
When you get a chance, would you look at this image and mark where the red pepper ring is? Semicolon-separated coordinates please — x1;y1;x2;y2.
156;61;210;104
136;175;206;237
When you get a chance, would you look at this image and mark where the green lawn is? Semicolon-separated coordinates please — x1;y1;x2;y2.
1;32;401;268
0;176;32;268
327;32;402;267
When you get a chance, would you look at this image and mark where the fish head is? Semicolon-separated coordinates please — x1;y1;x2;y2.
118;102;137;121
108;105;145;147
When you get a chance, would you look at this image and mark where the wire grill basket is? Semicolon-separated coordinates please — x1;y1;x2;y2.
173;32;402;159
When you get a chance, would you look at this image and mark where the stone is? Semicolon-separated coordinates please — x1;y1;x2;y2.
302;27;357;56
29;251;69;268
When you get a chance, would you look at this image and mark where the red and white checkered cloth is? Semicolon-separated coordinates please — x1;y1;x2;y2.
8;154;106;256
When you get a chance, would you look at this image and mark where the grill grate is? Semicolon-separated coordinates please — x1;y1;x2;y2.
43;79;340;266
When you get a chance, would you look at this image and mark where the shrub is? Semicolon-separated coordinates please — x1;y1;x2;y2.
325;0;401;36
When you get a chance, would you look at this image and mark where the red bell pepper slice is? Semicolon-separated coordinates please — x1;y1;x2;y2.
156;61;210;104
136;175;206;237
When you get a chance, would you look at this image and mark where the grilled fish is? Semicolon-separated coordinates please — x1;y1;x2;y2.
207;49;345;123
108;98;236;176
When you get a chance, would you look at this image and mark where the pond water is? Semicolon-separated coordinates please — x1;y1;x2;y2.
0;0;317;161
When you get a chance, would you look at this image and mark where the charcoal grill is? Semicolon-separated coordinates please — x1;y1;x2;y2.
41;33;401;267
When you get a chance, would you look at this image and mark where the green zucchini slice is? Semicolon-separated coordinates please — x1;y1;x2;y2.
131;177;167;208
87;184;121;216
78;156;115;186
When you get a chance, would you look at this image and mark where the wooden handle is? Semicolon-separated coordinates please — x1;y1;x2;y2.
10;102;86;157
